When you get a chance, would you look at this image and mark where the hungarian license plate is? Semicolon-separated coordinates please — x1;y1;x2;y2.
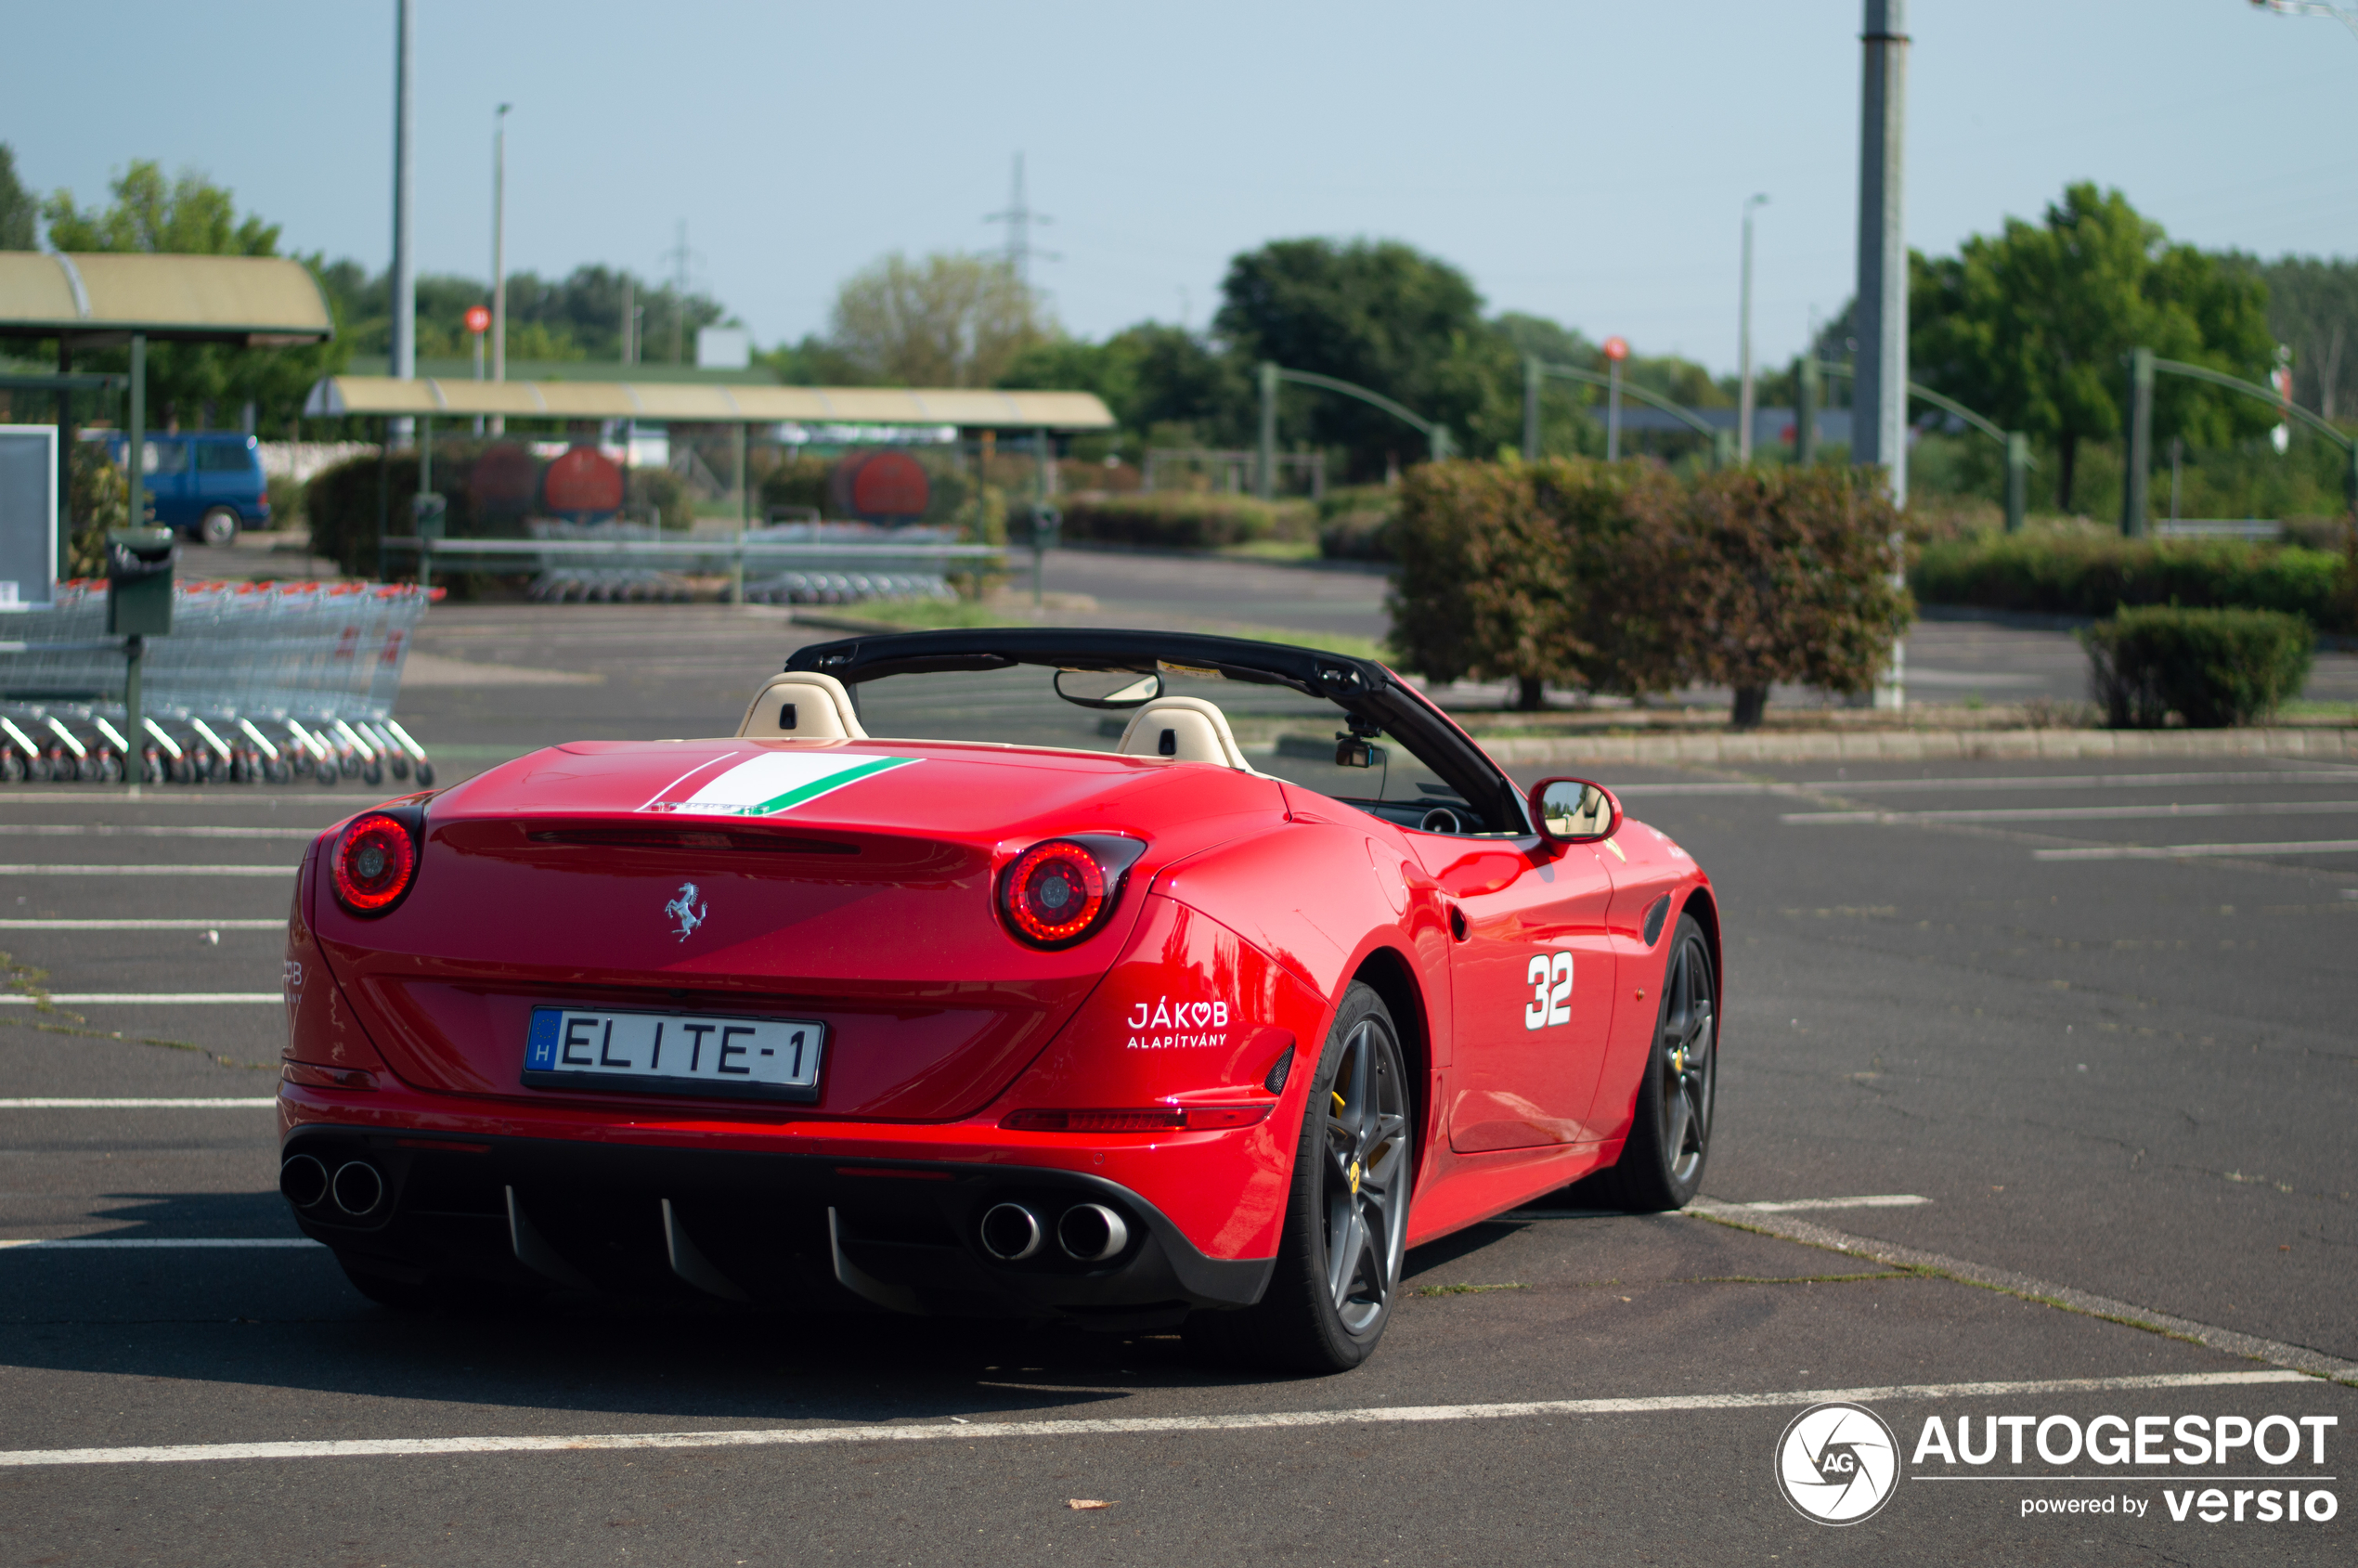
522;1006;824;1102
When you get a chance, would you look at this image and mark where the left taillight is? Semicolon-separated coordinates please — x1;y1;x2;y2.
995;834;1147;950
329;810;420;915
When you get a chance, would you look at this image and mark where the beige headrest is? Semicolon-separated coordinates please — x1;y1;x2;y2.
737;671;867;740
1116;695;1255;771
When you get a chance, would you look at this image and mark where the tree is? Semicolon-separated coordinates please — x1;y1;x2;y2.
38;161;348;433
826;252;1048;387
1911;183;2275;512
1213;238;1514;479
0;143;35;250
996;322;1250;449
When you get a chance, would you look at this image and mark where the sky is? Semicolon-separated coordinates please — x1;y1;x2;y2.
8;1;2357;375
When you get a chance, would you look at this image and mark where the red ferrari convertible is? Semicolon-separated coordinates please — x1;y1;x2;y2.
279;628;1718;1371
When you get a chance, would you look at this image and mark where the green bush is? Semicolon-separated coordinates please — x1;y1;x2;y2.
1390;462;1587;707
758;455;830;518
1056;492;1314;551
2080;606;2314;728
1317;488;1399;561
306;451;424;577
626;466;692;530
1911;532;2354;633
1390;459;1912;723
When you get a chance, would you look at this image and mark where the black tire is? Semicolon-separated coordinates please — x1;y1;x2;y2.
1607;913;1717;1212
198;507;240;547
1187;981;1414;1374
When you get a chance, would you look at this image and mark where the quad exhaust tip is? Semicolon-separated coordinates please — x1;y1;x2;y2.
1056;1203;1129;1263
330;1160;385;1217
978;1202;1044;1262
279;1153;329;1209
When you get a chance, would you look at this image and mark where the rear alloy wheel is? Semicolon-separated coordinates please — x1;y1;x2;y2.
1609;913;1717;1212
198;507;240;547
1188;981;1412;1373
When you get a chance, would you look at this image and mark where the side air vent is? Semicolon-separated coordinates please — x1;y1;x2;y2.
1641;894;1671;947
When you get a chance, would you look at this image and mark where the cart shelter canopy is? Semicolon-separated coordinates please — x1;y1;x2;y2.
303;375;1113;430
0;253;334;345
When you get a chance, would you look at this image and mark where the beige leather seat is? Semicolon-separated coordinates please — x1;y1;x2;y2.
736;672;868;740
1115;695;1256;771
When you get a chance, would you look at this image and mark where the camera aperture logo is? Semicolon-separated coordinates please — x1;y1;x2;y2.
1776;1403;1901;1524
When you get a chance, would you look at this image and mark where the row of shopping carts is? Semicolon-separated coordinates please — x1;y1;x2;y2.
513;520;966;605
0;579;436;789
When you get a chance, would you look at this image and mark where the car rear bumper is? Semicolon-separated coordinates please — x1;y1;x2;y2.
280;1123;1274;1329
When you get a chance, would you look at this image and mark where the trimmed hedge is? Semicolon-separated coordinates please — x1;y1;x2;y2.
1056;492;1315;551
1911;533;2355;634
1390;460;1912;722
2080;607;2314;728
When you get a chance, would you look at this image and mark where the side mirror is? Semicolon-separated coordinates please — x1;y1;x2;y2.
1531;777;1621;844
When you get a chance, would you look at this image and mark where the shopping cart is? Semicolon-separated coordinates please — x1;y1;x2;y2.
0;579;438;790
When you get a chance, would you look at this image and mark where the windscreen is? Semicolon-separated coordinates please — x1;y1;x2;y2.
844;663;1477;822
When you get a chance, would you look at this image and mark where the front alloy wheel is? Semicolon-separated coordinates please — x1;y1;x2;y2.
1610;912;1717;1211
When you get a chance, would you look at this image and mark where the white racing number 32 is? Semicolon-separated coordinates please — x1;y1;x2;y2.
1524;952;1573;1030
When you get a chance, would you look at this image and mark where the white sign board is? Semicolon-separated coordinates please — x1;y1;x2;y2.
695;326;751;370
0;426;60;610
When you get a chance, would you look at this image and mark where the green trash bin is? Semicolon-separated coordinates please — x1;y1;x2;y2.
106;527;175;637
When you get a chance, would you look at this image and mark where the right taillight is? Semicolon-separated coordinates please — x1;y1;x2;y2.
330;810;419;915
996;835;1145;950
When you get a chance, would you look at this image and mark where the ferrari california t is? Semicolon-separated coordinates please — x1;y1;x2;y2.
278;628;1719;1371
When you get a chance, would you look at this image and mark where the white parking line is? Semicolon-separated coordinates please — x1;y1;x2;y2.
1626;770;2358;797
0;1238;317;1250
1718;1195;1930;1213
1509;1195;1928;1220
0;865;293;876
0;825;316;839
0;1099;279;1108
0;993;281;1005
1784;801;2358;825
0;920;285;930
2033;839;2358;862
0;1371;2304;1469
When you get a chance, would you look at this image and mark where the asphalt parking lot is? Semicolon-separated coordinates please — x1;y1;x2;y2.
2;590;2352;1564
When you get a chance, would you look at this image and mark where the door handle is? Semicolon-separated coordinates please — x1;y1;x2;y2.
1447;902;1469;942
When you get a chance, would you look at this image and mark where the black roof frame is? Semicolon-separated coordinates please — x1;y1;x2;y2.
785;628;1531;834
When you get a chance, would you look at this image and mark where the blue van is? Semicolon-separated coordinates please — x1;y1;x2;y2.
89;432;271;546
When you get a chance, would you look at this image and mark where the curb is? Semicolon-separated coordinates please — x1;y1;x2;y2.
1476;726;2358;767
1690;1202;2358;1383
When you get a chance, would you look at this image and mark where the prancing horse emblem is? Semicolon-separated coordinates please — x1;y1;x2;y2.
663;882;707;942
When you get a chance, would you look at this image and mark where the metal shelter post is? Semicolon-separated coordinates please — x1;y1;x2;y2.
732;421;749;607
2120;346;2154;538
125;334;146;530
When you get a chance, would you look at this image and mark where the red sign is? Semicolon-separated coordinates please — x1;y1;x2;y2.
464;305;492;334
543;447;625;514
832;450;932;521
1602;336;1628;362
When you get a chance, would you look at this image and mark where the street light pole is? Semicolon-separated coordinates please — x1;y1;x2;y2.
387;0;416;449
490;103;511;434
1855;0;1910;711
1737;193;1769;463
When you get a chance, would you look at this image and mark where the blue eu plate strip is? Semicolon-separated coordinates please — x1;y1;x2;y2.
525;1008;561;1070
